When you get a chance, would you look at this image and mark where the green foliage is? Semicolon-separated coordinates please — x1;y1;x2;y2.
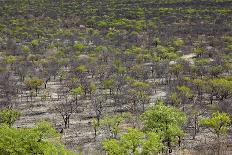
102;139;122;155
225;44;232;51
208;66;224;77
156;45;179;60
31;39;39;46
194;58;210;66
74;42;86;52
207;78;232;100
22;45;30;55
25;78;43;90
103;128;163;155
200;112;231;137
0;109;20;127
4;55;17;65
71;86;84;96
141;101;187;146
92;119;99;131
131;81;150;90
192;79;205;89
177;85;194;99
89;83;97;94
0;121;76;155
170;92;181;106
169;63;184;77
103;79;115;89
224;36;232;43
193;47;204;57
97;21;108;28
173;38;184;47
76;65;87;73
101;114;129;138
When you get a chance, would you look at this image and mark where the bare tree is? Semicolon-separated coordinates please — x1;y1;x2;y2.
56;97;77;129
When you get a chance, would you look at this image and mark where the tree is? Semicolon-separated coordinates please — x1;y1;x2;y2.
169;63;184;80
56;97;77;129
0;109;20;127
92;118;99;139
71;86;83;104
141;101;187;152
0;68;17;108
206;78;232;103
25;77;43;96
192;79;205;101
200;112;231;154
0;121;75;155
101;114;129;138
193;47;204;58
103;78;115;95
177;85;194;110
130;80;150;112
102;128;163;155
169;92;181;106
173;38;184;48
91;92;105;126
200;112;231;140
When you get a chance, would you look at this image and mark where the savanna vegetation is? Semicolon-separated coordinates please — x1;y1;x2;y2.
0;0;232;154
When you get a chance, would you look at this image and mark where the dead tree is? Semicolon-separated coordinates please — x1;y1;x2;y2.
91;92;106;126
56;97;76;129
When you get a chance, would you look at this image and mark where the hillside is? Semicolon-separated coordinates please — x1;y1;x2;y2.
0;0;232;154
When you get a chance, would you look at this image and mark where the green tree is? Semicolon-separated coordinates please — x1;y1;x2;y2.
25;77;43;96
207;78;232;103
169;92;181;106
76;65;88;73
0;109;20;127
71;86;84;104
200;112;231;154
141;101;187;152
193;47;204;58
103;128;163;155
74;42;86;53
0;121;76;155
103;79;115;95
101;114;125;138
169;63;184;79
200;112;231;140
173;38;184;48
177;85;194;110
130;80;150;112
4;55;17;65
192;79;205;100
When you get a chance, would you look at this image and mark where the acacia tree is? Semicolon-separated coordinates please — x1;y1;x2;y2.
206;78;232;104
25;77;43;96
101;114;129;139
103;78;115;96
103;128;163;155
176;85;194;110
192;79;205;101
200;112;231;154
71;86;83;104
130;80;150;112
141;101;187;153
169;63;184;83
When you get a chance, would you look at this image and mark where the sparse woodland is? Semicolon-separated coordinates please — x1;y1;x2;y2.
0;0;232;154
